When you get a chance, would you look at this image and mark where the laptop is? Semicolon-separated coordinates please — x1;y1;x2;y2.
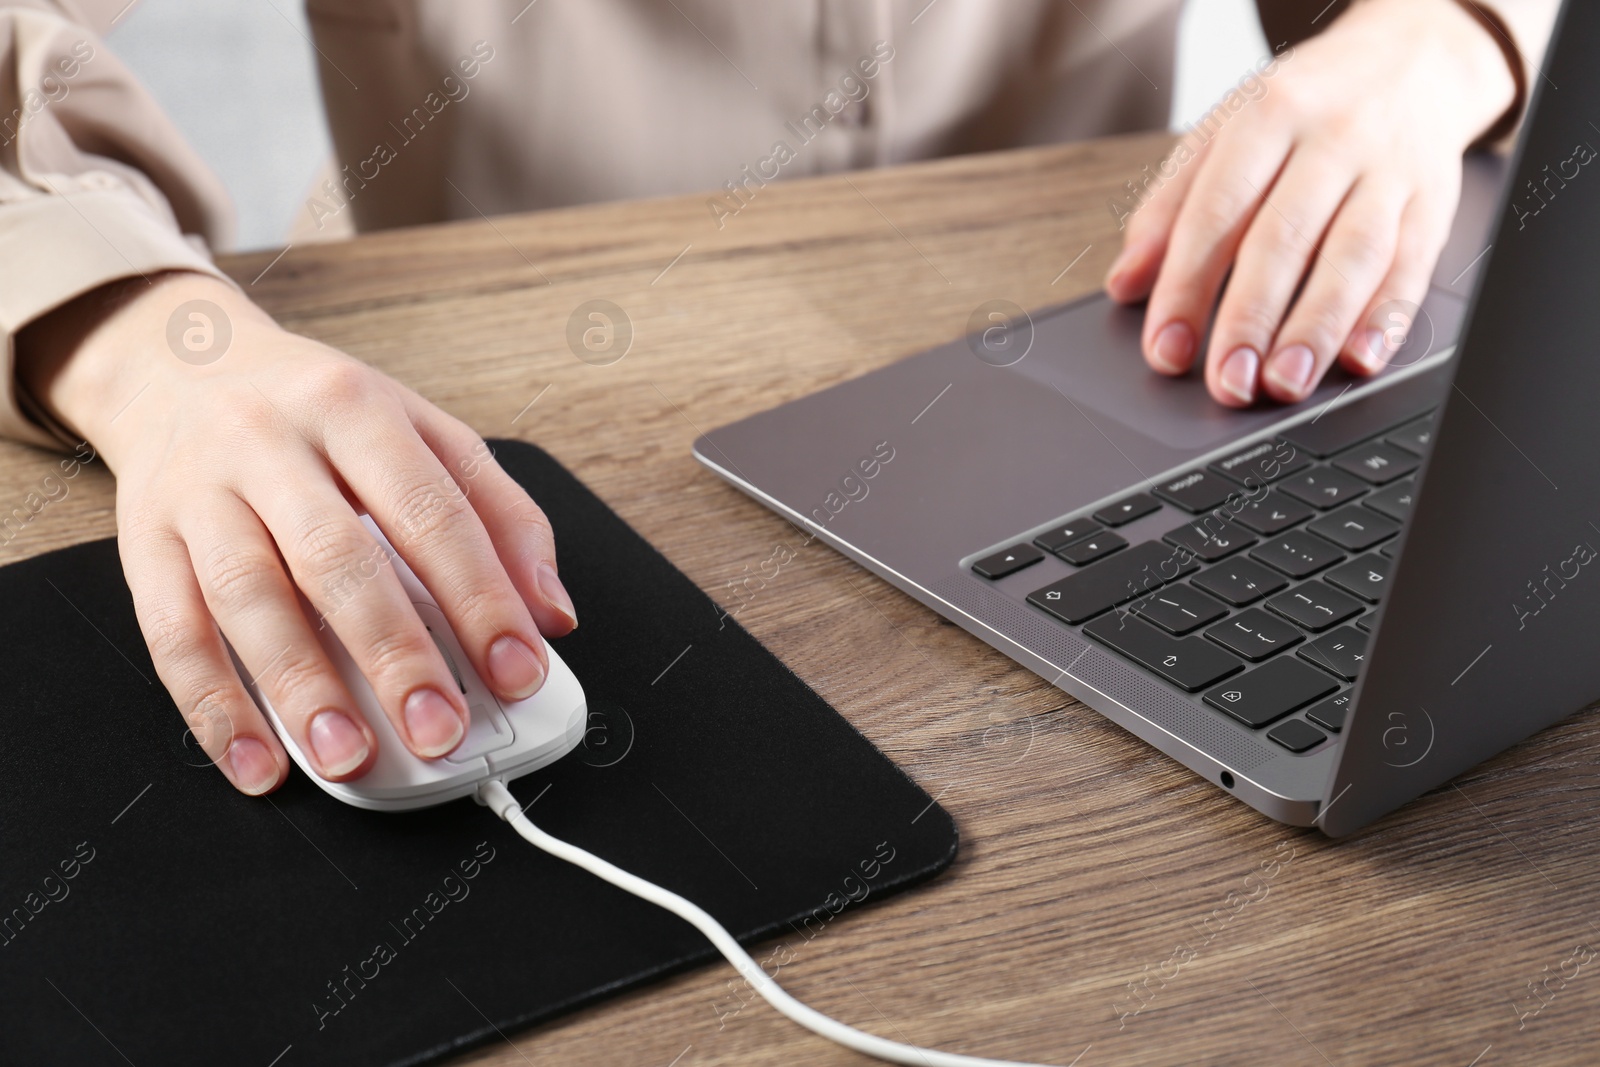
693;0;1596;836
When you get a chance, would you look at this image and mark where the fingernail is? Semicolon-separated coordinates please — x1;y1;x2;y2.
404;687;466;757
227;737;279;795
1265;344;1315;398
1152;322;1195;373
1352;329;1387;373
308;709;370;777
537;562;578;628
489;635;546;700
1219;346;1260;405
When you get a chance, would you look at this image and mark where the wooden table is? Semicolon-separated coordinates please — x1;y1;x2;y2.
5;132;1597;1067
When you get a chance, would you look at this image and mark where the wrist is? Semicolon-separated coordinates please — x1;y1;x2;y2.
1436;0;1527;146
17;271;271;460
1356;0;1519;146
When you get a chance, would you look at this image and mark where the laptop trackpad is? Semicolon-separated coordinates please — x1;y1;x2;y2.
1009;292;1464;453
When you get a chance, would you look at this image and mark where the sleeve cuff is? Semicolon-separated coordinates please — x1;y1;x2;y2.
0;180;232;451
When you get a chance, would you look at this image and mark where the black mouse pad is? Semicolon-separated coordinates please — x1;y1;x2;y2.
0;439;958;1067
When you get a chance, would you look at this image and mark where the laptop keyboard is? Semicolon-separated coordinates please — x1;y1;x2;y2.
968;409;1436;757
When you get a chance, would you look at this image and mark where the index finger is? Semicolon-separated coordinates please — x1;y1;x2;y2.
1106;134;1211;305
1141;128;1295;378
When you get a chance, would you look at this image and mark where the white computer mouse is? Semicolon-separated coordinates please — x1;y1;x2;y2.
229;515;586;811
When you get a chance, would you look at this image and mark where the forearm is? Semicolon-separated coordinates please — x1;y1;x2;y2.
0;3;237;453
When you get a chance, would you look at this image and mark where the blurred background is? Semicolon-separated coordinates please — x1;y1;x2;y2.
107;0;1270;251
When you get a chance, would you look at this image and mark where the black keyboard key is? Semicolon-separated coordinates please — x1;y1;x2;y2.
1296;626;1368;681
1163;518;1256;562
1209;438;1312;486
1333;442;1420;485
1027;541;1198;625
1306;506;1400;552
1132;583;1229;635
1267;718;1329;753
1385;417;1434;456
1083;614;1243;692
1355;613;1375;632
1280;467;1369;509
1232;490;1315;536
1250;531;1345;578
1204;608;1304;661
1152;470;1239;514
1056;531;1128;565
1379;543;1398;559
972;543;1044;579
1363;478;1416;522
1093;492;1161;527
1204;658;1339;728
1034;519;1103;554
1305;692;1352;732
1193;558;1288;606
1265;581;1363;632
1325;554;1391;603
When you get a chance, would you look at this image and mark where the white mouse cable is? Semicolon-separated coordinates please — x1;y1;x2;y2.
477;779;1068;1067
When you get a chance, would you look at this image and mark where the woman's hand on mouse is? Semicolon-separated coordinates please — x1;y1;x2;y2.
19;270;577;795
1104;0;1517;407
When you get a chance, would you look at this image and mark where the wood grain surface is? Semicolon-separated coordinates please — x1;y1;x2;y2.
4;131;1597;1067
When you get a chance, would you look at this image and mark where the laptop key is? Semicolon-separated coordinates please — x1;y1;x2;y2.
1093;492;1160;527
1355;613;1375;632
1083;614;1244;692
1266;718;1329;753
1250;530;1345;578
1279;467;1368;509
1209;438;1312;486
1132;583;1229;635
1325;554;1391;603
1163;519;1257;562
1306;505;1400;552
1333;442;1420;485
1152;470;1239;514
1203;657;1338;728
1265;581;1363;632
1204;608;1304;661
1305;691;1352;732
1088;492;1164;524
1232;490;1315;536
1385;417;1434;456
972;543;1045;580
1363;478;1416;522
1296;626;1368;681
1193;558;1288;606
1027;541;1199;625
1056;531;1128;565
1034;519;1103;554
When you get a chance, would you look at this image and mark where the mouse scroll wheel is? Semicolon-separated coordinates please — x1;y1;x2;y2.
424;625;468;695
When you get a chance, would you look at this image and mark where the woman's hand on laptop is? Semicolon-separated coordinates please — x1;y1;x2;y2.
18;270;578;795
1104;0;1518;407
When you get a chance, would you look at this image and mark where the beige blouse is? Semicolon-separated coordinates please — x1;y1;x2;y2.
0;0;1559;449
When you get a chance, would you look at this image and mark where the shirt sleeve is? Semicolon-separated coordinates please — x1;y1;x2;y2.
0;1;235;451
